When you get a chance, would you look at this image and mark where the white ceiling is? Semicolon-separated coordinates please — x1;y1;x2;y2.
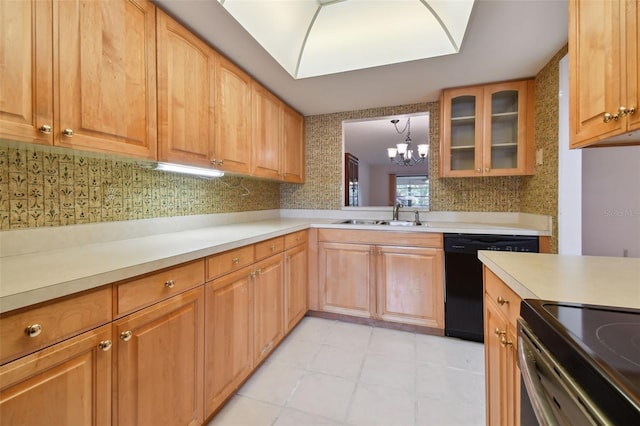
153;0;568;117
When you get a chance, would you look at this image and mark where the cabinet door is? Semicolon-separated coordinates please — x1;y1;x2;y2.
569;0;625;146
204;267;253;416
483;81;532;176
0;324;112;426
440;86;484;177
377;246;444;329
318;242;374;318
0;0;53;145
285;243;308;333
214;56;252;174
157;11;216;167
484;298;510;426
253;254;284;365
282;104;305;183
252;81;282;180
55;0;157;159
627;0;640;133
114;287;204;426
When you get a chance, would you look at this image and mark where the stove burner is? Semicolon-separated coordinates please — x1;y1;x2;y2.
596;322;640;368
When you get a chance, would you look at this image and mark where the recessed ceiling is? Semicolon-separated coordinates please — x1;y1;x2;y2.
152;0;568;116
217;0;475;79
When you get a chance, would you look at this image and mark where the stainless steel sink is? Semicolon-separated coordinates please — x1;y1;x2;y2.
338;219;425;226
338;219;384;225
378;220;419;226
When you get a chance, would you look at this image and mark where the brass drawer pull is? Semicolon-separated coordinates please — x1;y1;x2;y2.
497;296;509;306
270;245;276;251
120;330;133;342
232;257;240;265
25;324;43;338
99;340;112;351
165;279;175;289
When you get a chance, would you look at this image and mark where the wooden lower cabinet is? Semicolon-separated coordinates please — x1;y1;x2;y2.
284;242;308;332
483;267;521;426
253;254;284;365
377;245;444;329
318;242;375;318
317;230;444;328
0;324;112;426
204;266;253;416
113;287;204;426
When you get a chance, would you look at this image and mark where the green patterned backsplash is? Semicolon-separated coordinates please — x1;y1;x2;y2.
0;142;280;230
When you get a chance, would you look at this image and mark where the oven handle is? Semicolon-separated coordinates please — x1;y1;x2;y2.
517;329;559;426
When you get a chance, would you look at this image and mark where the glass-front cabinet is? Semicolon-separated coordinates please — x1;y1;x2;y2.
440;80;535;177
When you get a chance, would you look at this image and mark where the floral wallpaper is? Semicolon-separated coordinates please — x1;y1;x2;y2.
0;142;280;230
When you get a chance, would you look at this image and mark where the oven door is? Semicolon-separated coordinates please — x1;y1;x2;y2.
517;319;612;426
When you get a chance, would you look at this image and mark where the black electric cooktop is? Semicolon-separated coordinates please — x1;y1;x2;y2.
521;299;640;424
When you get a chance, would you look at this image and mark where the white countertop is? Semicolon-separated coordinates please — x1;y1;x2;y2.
0;210;551;314
479;251;640;309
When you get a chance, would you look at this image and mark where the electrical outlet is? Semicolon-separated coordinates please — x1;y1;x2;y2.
536;148;543;165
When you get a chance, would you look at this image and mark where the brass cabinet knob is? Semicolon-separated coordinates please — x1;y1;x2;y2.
39;124;53;134
256;268;262;275
494;328;506;337
485;167;490;172
25;324;43;338
603;112;619;123
211;159;224;166
218;160;224;165
500;336;513;348
120;331;133;342
62;128;74;137
165;279;175;288
99;340;112;351
270;245;276;251
618;106;636;117
232;257;240;265
476;168;481;173
497;296;509;306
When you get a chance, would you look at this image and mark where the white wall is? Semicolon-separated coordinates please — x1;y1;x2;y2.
582;146;640;257
557;55;583;255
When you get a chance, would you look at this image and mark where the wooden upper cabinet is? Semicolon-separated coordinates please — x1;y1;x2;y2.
0;0;53;146
215;56;252;175
157;10;216;168
440;80;534;177
570;0;640;147
282;104;305;183
252;81;282;180
54;0;157;159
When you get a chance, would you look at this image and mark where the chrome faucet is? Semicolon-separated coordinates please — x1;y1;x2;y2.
392;203;402;221
414;210;421;225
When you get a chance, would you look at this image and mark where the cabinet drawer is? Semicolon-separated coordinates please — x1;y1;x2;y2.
115;260;204;317
0;286;112;365
255;237;284;261
284;230;307;249
484;267;521;326
206;245;254;281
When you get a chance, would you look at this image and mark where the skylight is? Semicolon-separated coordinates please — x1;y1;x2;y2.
218;0;476;79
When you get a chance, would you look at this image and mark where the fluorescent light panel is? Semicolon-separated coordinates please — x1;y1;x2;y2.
155;162;224;178
218;0;475;79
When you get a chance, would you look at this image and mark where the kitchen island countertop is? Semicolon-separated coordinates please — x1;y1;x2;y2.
479;251;640;309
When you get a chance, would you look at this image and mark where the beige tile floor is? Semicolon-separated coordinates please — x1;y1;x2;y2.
208;317;485;426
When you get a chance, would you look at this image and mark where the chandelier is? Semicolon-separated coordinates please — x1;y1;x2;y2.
386;117;429;166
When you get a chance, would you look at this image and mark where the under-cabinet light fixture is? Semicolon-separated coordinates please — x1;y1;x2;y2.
154;162;224;178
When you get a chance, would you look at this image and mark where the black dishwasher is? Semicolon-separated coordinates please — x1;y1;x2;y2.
444;233;539;342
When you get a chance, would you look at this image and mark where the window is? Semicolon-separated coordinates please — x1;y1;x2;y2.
395;175;429;209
